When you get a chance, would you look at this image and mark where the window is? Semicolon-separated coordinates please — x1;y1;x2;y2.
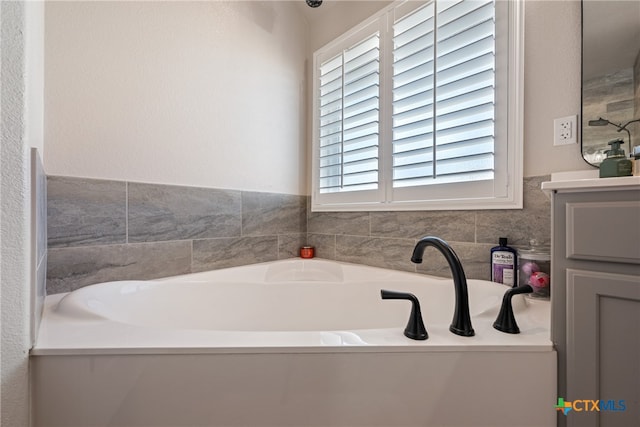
312;0;524;211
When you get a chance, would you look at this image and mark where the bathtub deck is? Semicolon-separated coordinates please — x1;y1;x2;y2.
33;292;553;356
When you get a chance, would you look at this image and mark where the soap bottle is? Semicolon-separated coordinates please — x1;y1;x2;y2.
599;139;632;178
490;237;517;286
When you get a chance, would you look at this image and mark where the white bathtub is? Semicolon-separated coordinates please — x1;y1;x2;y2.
32;259;556;427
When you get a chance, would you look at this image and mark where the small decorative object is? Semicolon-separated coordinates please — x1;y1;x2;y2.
518;240;551;299
528;271;550;291
521;261;540;277
599;139;632;178
300;246;314;259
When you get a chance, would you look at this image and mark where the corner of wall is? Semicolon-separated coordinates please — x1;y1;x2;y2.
30;148;47;349
1;1;43;425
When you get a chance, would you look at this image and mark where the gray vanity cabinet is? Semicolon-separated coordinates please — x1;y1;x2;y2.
549;182;640;427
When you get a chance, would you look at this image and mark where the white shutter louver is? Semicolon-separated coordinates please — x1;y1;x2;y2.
434;0;495;184
318;33;380;194
392;3;436;188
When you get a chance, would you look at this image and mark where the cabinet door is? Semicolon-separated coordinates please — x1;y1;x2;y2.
566;269;640;427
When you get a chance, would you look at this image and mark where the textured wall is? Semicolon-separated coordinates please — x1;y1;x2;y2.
520;0;588;175
1;2;39;426
44;1;308;195
308;176;551;280
47;177;307;293
47;175;549;293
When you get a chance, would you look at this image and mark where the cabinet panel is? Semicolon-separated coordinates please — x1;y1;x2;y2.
566;201;640;264
566;269;640;427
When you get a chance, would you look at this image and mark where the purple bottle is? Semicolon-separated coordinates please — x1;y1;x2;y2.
490;237;517;286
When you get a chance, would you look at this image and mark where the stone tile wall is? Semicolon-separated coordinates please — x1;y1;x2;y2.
47;176;307;293
308;176;551;280
47;175;550;293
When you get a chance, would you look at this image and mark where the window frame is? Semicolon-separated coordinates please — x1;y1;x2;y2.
311;0;524;212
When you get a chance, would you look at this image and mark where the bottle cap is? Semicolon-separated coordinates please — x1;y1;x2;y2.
605;139;626;158
499;237;507;246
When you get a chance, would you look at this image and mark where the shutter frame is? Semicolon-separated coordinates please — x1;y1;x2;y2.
312;0;523;211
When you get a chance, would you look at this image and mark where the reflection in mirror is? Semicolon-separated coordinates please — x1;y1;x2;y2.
582;0;640;166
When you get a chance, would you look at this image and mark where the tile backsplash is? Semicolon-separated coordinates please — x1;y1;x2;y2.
307;175;551;280
47;176;307;293
47;175;550;293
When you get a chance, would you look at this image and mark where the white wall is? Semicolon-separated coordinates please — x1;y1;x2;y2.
523;0;589;176
1;1;44;425
306;0;591;179
46;0;591;199
25;0;44;156
304;0;393;50
45;1;308;195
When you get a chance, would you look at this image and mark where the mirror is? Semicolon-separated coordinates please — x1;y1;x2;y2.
582;0;640;166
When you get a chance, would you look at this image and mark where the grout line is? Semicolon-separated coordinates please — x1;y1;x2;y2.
473;212;476;244
49;239;198;251
125;181;129;244
239;191;244;237
190;239;194;273
277;234;281;259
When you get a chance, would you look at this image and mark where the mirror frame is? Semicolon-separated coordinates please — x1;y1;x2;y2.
580;1;595;168
580;0;640;168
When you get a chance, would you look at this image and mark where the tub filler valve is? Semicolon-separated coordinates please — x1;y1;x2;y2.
381;290;428;340
493;285;534;334
411;236;475;337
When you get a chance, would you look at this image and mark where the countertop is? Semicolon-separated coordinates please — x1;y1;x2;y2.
541;170;640;193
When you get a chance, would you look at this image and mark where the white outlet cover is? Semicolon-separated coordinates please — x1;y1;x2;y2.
554;115;578;146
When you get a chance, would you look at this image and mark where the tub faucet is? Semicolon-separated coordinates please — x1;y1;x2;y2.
493;284;533;334
411;236;474;337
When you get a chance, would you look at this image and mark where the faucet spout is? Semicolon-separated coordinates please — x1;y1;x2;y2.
411;236;474;337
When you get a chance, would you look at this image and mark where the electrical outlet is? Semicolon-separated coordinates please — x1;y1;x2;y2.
554;115;578;146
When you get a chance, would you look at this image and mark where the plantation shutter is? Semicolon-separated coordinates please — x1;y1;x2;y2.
318;33;380;194
312;0;522;211
392;3;436;187
392;0;496;189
